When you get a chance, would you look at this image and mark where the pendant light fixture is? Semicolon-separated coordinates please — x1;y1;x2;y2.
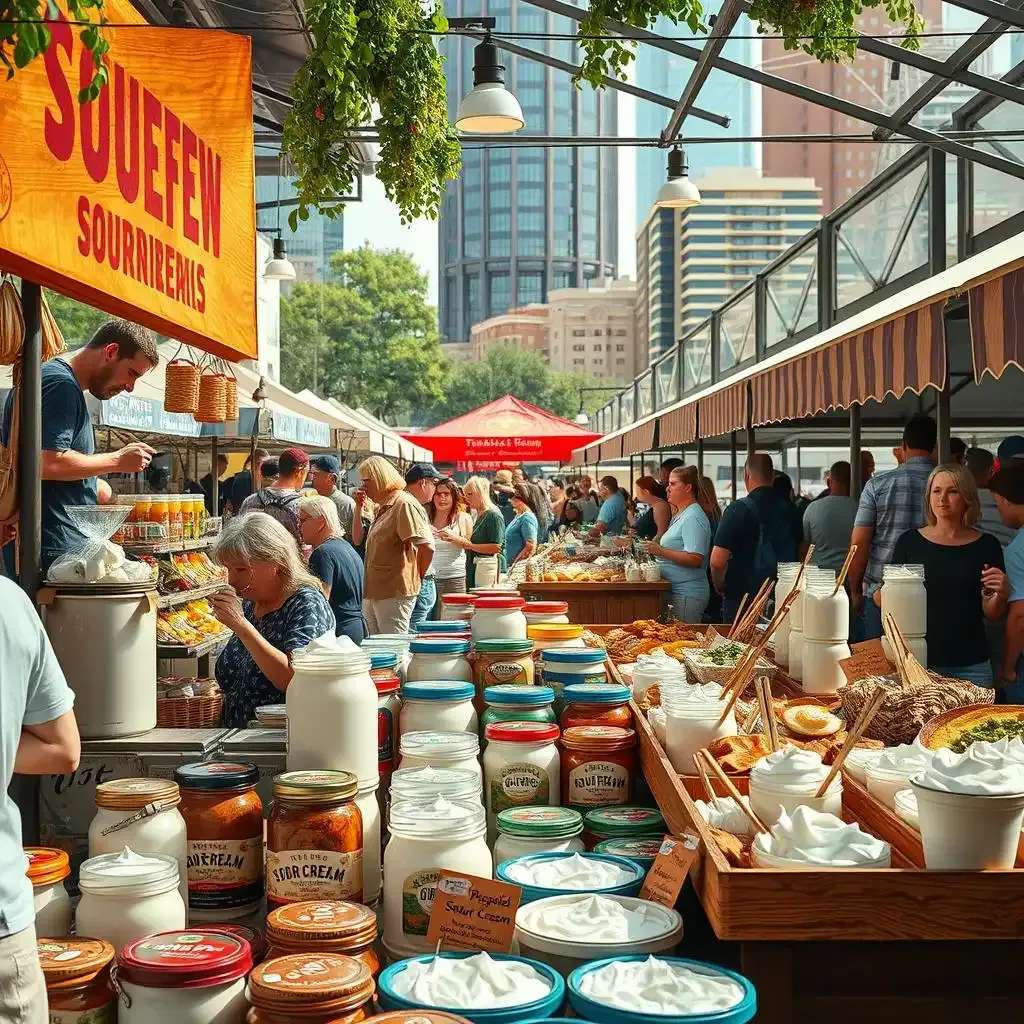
264;154;297;281
655;145;701;210
455;34;525;133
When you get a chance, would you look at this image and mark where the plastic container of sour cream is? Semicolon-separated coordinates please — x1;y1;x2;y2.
495;851;644;904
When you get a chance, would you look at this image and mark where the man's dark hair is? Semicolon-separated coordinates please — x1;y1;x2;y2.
600;475;619;491
950;437;967;459
745;452;774;484
512;483;541;516
217;454;229;470
903;414;937;453
830;460;851;492
660;458;684;474
260;458;280;479
965;446;994;483
86;319;159;366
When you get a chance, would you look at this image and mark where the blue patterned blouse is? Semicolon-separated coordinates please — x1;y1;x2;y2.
215;586;336;728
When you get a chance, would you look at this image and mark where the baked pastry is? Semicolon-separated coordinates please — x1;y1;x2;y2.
920;705;1024;752
708;733;773;774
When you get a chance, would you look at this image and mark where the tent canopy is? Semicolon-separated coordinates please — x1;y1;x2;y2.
404;395;601;464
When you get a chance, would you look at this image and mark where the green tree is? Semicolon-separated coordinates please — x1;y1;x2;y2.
44;290;109;349
279;246;449;422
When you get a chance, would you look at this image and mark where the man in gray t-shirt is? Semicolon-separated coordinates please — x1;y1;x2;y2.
0;578;80;1021
310;455;356;537
801;460;857;571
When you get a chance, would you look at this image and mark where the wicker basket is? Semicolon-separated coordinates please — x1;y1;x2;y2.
166;360;201;413
224;375;239;421
195;371;228;423
157;689;224;728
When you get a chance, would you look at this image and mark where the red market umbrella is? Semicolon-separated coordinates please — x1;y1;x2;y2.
403;395;601;464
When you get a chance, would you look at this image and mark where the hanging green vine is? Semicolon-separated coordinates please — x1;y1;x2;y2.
1;0;109;102
282;0;461;229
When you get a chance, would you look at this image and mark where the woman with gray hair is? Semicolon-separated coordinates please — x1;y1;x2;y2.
210;512;335;727
299;495;366;645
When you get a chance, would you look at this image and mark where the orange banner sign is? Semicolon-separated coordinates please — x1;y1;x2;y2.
0;0;257;360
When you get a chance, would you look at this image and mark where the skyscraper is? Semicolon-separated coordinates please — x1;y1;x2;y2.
634;8;757;226
438;1;618;344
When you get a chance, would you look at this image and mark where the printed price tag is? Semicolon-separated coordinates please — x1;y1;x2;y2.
839;638;894;683
426;871;522;954
639;832;701;908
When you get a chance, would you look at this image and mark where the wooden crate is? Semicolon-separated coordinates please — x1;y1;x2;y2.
521;581;670;624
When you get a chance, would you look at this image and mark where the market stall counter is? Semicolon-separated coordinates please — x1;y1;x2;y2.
523;580;670;624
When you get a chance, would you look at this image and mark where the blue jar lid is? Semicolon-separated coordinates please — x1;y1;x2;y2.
563;682;631;704
174;761;259;791
541;648;607;665
369;651;398;669
401;680;476;702
416;620;471;634
484;684;555;706
409;637;472;655
567;955;757;1024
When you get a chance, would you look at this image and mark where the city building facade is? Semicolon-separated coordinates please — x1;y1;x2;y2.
547;278;639;381
469;305;549;362
438;1;618;345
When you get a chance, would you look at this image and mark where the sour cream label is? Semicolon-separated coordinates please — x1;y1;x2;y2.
267;850;363;905
186;837;263;908
403;870;440;936
491;763;549;815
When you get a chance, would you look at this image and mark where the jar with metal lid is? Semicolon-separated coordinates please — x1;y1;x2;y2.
25;847;71;936
560;682;634;731
115;928;252;1024
267;771;363;908
174;761;263;919
246;953;375;1024
522;601;570;626
399;730;482;781
39;937;116;1024
265;901;379;978
472;596;528;643
481;685;556;747
406;638;473;684
76;848;185;954
474;639;536;707
540;648;608;710
560;726;637;812
483;722;561;843
440;593;475;621
400;681;479;736
583;806;666;849
89;778;188;908
493;806;585;865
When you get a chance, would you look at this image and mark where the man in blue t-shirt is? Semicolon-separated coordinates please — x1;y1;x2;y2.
1;319;159;578
991;463;1024;703
587;475;627;540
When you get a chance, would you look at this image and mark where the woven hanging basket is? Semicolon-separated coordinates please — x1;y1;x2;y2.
165;360;201;413
223;375;239;421
195;371;228;423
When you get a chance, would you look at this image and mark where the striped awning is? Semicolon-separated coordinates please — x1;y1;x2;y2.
621;419;656;457
969;263;1024;382
752;298;947;425
600;435;624;461
699;382;748;437
658;401;697;446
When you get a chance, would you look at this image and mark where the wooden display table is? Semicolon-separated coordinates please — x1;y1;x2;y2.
521;580;669;624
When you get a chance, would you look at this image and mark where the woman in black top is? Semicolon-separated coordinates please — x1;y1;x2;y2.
630;476;672;541
886;463;1008;686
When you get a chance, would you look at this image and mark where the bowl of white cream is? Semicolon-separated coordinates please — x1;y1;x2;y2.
567;954;756;1023
515;894;683;976
377;951;565;1024
496;851;645;903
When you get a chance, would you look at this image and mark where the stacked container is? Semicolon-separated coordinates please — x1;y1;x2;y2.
801;568;851;694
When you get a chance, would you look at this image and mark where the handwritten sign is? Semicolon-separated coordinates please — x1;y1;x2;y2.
639;833;701;908
839;638;895;683
426;871;522;954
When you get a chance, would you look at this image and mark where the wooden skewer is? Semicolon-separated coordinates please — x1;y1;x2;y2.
755;676;778;752
791;543;815;595
740;701;761;734
697;749;771;834
834;544;858;595
692;752;717;801
734;579;773;641
814;685;887;797
728;593;750;639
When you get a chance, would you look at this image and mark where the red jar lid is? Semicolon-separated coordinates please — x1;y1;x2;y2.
441;594;476;605
523;601;569;614
474;596;526;610
374;676;399;696
485;721;560;743
118;930;252;989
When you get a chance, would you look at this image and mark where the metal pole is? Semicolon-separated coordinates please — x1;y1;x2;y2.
730;431;738;503
937;351;952;464
795;439;802;497
211;436;219;515
629;455;635;495
850;404;863;501
18;281;42;601
696;435;704;477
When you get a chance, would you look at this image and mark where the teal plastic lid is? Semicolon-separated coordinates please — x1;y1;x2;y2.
401;680;475;702
584;806;666;838
541;648;606;664
496;806;584;839
475;638;535;654
563;682;631;705
484;684;555;706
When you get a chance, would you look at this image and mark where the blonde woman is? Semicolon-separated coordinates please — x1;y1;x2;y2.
884;463;1008;685
356;455;434;634
211;512;335;727
299;495;366;645
439;476;506;587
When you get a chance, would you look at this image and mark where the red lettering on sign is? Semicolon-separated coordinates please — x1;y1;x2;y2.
114;64;140;203
196;264;206;313
198;141;221;258
142;88;162;222
77;194;90;255
122;218;135;277
44;19;75;162
80;47;109;182
182;125;199;245
164;110;180;230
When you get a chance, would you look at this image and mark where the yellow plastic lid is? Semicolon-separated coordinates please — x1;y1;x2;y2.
527;624;585;640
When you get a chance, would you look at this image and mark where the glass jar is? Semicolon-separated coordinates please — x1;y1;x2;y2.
522;601;570;626
440;594;476;621
400;681;478;736
630;653;686;703
150;497;170;537
89;778;188;908
472;596;528;643
25;847;71;936
174;762;264;918
355;780;382;906
246;954;375;1024
788;572;807;632
801;638;851;695
483;722;561;844
406;638;473;684
881;563;928;637
38;937;116;1024
267;771;363;908
789;627;805;682
802;571;850;643
493;806;585;867
540;649;609;710
382;797;491;958
398;731;482;782
371;653;402;787
560;682;634;731
583;806;666;850
265;901;380;979
167;495;184;544
473;640;536;708
76;849;185;954
481;685;557;748
559;726;637;812
389;765;483;807
662;684;736;775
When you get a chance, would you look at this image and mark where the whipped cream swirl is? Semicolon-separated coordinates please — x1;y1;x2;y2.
579;955;744;1014
753;806;890;866
504;852;637;890
391;952;552;1009
518;894;674;943
750;744;837;793
661;682;724;710
871;743;930;777
913;744;1024;796
695;796;755;837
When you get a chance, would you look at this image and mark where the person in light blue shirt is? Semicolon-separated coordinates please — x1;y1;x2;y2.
588;476;627;540
505;484;540;565
990;463;1024;703
644;466;713;622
